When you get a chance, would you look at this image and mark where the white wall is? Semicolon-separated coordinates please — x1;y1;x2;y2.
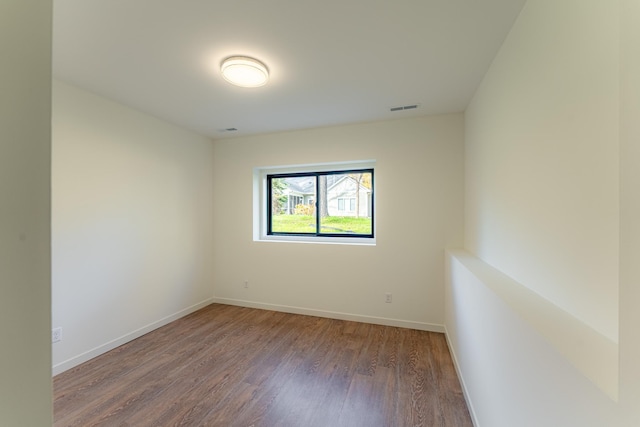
447;0;640;425
52;80;215;373
0;1;52;425
446;252;617;427
464;0;619;341
212;115;464;329
618;0;640;424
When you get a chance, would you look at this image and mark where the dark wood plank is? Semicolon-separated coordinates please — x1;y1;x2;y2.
53;304;473;427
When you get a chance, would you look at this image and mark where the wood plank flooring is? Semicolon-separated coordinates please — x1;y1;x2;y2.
54;304;473;427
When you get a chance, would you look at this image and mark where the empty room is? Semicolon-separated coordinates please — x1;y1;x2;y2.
2;0;640;426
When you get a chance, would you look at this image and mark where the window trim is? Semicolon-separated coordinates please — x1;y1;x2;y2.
254;161;376;245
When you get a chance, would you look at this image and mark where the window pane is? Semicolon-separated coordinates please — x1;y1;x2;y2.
267;168;373;238
318;172;372;235
270;176;317;233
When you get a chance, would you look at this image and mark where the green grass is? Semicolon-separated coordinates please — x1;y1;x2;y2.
272;214;372;234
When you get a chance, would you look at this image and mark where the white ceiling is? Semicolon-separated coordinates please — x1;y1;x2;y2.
53;0;526;139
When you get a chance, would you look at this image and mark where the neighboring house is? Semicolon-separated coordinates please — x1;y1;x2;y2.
281;176;315;214
281;175;372;217
326;175;372;218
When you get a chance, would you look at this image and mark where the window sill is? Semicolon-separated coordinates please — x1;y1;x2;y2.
256;235;376;246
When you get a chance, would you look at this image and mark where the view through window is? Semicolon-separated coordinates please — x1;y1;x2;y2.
267;169;374;238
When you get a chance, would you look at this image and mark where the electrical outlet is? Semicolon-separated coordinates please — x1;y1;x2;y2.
52;327;62;343
244;280;249;289
385;293;392;303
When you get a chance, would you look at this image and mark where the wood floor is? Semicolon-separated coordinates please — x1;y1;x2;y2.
54;304;473;427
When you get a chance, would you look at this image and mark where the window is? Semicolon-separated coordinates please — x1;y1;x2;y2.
266;168;374;238
337;198;356;212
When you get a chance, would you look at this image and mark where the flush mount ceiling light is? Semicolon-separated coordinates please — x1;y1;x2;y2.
220;56;269;88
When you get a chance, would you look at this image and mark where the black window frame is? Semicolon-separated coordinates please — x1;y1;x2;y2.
267;168;374;238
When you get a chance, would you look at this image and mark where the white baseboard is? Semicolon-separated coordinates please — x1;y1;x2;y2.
444;325;480;427
212;297;445;333
52;298;214;376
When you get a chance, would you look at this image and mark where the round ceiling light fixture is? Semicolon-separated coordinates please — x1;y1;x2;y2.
220;56;269;88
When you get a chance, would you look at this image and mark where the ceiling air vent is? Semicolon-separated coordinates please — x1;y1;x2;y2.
218;127;238;133
390;104;420;112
